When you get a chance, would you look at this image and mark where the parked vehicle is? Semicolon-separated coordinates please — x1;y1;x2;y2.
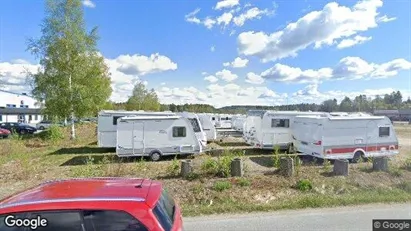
116;115;202;161
176;112;207;147
198;114;217;142
219;114;233;128
0;122;37;135
0;128;11;138
0;177;183;231
36;120;64;130
292;113;399;162
244;111;326;151
232;115;246;132
97;110;176;148
243;110;267;145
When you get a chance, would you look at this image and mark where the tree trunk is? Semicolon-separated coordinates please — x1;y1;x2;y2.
69;73;76;140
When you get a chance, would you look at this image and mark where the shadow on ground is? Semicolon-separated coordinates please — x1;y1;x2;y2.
60;153;193;166
217;142;250;147
249;156;273;168
50;147;115;155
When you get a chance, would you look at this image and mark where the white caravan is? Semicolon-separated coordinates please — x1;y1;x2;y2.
219;114;233;128
246;111;326;150
116;115;202;161
98;110;176;148
198;114;217;142
292;114;399;162
243;110;267;145
210;114;220;127
177;112;207;147
232;116;246;132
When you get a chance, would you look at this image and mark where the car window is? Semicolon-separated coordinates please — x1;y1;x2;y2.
83;210;148;231
29;211;83;231
0;213;28;230
153;190;176;231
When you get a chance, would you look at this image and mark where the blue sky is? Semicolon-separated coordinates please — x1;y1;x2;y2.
0;0;410;107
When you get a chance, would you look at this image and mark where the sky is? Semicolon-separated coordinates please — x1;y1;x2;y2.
0;0;410;108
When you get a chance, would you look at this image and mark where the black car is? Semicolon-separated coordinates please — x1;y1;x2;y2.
0;122;37;135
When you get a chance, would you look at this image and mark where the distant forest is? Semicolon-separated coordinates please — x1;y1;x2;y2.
106;87;409;115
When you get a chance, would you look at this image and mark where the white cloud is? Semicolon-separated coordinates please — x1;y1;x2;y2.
216;12;234;26
114;53;177;76
377;15;397;22
204;75;219;83
337;35;372;49
223;57;249;68
233;7;273;27
245;72;265;85
215;0;240;10
0;52;177;103
238;0;387;62
186;4;274;30
201;72;208;75
261;56;411;83
82;0;96;8
160;82;166;86
215;69;238;82
291;83;411;105
210;45;216;52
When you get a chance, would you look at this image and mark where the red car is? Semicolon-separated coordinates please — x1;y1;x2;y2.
0;177;183;231
0;128;10;139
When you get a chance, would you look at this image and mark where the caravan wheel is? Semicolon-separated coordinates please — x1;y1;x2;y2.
150;152;162;162
351;151;364;163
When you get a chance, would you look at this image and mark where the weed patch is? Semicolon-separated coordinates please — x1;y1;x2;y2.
296;179;313;192
213;181;232;191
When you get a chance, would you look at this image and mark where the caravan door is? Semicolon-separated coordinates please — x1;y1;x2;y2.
132;122;145;155
365;120;378;154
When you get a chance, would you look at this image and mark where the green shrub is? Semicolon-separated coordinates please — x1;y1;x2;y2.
389;168;403;177
272;146;280;168
323;159;332;172
237;178;251;187
39;125;64;142
166;156;180;176
296;179;313;192
201;156;219;175
218;155;234;177
398;182;411;193
213;181;232;191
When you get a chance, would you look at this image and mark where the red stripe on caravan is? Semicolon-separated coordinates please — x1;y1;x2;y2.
328;144;398;154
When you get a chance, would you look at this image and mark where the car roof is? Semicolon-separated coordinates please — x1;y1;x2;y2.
0;178;163;214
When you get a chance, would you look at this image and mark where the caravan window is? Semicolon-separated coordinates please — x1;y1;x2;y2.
188;118;201;132
379;127;390;137
212;117;215;121
112;116;122;125
271;119;290;128
172;127;186;137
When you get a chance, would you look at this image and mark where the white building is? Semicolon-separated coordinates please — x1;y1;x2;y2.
0;90;43;124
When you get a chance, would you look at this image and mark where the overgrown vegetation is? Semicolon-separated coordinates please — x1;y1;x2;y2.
272;146;280;168
213;181;232;191
166;156;180;177
296;179;313;191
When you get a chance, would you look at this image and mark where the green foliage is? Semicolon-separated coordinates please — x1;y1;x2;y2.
272;146;280;168
389;168;403;177
126;83;161;111
38;125;64;141
296;179;313;192
236;178;251;187
213;181;232;192
166;156;180;177
323;159;332;172
28;0;112;137
201;156;219;175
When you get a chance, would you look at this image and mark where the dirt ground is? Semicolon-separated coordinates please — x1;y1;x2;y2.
0;124;410;215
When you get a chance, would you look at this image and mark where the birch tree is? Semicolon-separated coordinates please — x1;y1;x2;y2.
28;0;111;139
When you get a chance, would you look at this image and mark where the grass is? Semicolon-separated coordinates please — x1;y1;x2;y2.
1;123;411;218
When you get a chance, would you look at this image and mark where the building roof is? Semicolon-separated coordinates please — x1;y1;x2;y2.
0;178;160;212
0;89;33;98
0;108;42;115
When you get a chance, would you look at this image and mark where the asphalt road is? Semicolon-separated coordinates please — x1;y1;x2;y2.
183;203;411;231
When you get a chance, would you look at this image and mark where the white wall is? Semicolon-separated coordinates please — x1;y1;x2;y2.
0;90;43;124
